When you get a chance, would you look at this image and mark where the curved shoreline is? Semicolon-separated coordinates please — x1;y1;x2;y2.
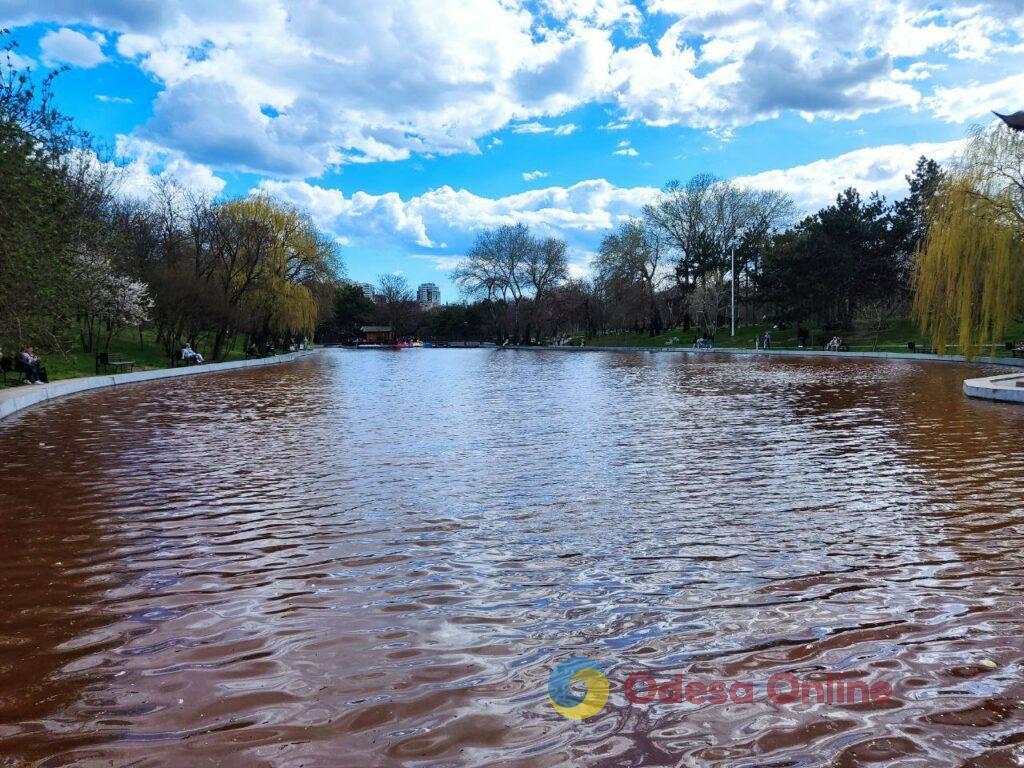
0;350;317;422
508;344;1024;405
509;344;1024;368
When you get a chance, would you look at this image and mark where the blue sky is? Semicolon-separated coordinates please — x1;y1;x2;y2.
3;1;1022;297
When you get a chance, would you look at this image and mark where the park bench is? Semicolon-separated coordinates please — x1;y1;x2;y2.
0;356;26;386
907;342;933;354
171;351;201;367
96;351;135;375
1005;341;1024;359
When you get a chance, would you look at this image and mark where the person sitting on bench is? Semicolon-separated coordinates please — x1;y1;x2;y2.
181;343;204;364
17;347;48;384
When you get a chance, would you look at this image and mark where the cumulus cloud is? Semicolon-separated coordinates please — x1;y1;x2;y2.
4;0;1022;175
39;27;107;68
926;73;1024;123
112;136;227;198
522;170;549;181
258;177;658;258
735;139;965;212
253;138;967;276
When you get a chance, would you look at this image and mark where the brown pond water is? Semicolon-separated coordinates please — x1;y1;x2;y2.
1;349;1023;767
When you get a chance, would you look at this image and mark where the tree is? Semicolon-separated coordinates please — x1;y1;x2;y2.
891;156;943;294
453;223;568;342
204;195;338;359
375;273;416;335
595;218;666;334
855;295;906;351
0;34;99;352
522;236;568;342
644;176;793;328
760;188;897;329
915;125;1024;357
73;249;152;352
330;282;375;339
687;277;728;335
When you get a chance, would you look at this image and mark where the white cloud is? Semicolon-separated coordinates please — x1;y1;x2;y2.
512;121;578;135
613;146;638;156
248;137;971;281
96;94;133;104
926;73;1024;123
411;254;465;271
522;170;549;181
4;0;1023;175
735;139;965;212
258;177;658;258
112;136;227;198
512;122;553;134
39;28;107;68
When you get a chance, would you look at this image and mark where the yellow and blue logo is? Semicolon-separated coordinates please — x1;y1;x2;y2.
548;657;609;720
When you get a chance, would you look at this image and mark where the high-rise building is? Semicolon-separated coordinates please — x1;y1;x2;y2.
341;278;376;301
417;282;441;307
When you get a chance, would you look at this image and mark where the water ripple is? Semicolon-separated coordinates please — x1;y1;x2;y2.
0;350;1022;766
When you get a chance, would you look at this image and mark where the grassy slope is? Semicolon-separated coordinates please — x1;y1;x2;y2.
36;327;246;382
585;317;1024;357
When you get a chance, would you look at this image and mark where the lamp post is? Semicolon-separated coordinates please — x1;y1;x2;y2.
731;244;736;338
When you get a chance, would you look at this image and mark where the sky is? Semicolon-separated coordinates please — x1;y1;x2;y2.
2;0;1023;299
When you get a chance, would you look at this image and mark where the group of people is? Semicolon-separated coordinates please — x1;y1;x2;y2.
246;339;278;358
16;347;47;384
825;336;845;351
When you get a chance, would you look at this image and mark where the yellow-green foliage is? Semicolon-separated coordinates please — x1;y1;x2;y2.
914;125;1024;358
222;195;335;338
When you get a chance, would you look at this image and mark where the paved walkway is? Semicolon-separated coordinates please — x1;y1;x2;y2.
0;350;317;421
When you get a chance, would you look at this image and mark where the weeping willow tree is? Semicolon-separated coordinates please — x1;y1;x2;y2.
215;196;339;356
914;124;1024;357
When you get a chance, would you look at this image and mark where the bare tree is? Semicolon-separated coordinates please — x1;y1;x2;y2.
376;273;415;335
687;277;729;336
595;218;666;334
523;236;568;341
453;222;567;342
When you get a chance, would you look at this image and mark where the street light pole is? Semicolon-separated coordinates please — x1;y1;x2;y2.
731;244;736;337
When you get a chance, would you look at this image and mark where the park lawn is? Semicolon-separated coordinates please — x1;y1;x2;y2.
585;317;1024;357
39;327;246;382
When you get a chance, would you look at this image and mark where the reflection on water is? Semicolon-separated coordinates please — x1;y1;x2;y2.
1;349;1022;766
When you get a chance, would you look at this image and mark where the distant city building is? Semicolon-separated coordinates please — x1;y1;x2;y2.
417;282;441;307
341;279;376;301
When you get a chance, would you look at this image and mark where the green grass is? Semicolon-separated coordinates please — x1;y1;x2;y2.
26;326;246;383
585;317;1024;357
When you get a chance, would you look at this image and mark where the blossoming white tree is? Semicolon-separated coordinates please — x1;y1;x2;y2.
74;249;153;352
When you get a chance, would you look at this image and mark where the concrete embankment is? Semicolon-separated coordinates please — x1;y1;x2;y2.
963;371;1024;404
511;344;1024;367
511;345;1024;404
0;350;317;421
